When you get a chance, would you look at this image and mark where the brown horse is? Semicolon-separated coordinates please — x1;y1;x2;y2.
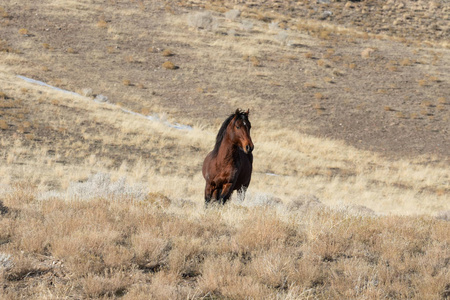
202;109;254;205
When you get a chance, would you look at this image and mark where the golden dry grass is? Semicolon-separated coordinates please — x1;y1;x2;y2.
1;181;450;299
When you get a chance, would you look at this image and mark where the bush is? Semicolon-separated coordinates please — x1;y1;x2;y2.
187;11;217;31
224;9;240;21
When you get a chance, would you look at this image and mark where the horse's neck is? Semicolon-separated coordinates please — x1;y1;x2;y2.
217;135;238;162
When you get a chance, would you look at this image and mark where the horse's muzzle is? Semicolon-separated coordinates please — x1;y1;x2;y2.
245;144;254;154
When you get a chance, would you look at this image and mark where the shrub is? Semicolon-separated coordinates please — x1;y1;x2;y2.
400;58;412;66
18;28;29;35
0;119;8;130
187;11;217;30
436;210;450;221
314;92;324;100
162;61;177;70
225;9;240;21
38;173;148;202
275;31;289;45
437;97;446;104
162;49;174;57
97;19;108;29
240;20;254;32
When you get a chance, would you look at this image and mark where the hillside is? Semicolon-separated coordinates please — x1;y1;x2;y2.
0;0;449;298
0;0;449;157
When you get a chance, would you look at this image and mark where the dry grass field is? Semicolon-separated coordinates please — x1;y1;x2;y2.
0;0;449;298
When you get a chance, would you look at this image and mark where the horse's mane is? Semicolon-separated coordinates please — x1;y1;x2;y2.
211;109;248;157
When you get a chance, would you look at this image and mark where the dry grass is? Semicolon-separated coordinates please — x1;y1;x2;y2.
0;182;449;298
314;92;324;100
0;0;449;297
0;119;8;129
400;57;413;66
96;19;108;29
18;28;28;35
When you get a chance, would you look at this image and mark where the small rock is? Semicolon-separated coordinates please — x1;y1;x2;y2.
95;94;108;102
319;11;333;20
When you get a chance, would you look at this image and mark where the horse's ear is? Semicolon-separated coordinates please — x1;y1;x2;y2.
245;109;250;116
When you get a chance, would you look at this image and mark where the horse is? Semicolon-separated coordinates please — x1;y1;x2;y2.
202;109;254;205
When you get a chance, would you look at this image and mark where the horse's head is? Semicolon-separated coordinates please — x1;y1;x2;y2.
229;109;254;154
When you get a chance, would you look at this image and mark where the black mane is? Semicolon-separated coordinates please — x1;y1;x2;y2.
211;110;248;157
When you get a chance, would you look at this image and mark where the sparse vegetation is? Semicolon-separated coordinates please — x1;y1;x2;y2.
18;28;28;35
225;9;240;21
304;52;314;59
1;179;449;299
188;11;217;31
304;82;317;89
162;61;176;70
240;20;254;32
0;119;8;129
162;49;174;57
96;19;108;29
314;92;324;100
317;59;326;67
418;79;428;87
400;57;413;66
0;0;449;298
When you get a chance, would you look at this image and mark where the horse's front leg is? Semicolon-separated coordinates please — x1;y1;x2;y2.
212;187;221;203
205;183;222;207
204;183;213;205
236;186;248;202
218;183;234;204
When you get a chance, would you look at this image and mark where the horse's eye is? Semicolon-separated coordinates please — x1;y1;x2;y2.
236;125;240;129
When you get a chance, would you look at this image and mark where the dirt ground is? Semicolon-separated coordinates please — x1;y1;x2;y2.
0;0;449;160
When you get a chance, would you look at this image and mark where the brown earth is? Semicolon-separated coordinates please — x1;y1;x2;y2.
0;0;449;160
